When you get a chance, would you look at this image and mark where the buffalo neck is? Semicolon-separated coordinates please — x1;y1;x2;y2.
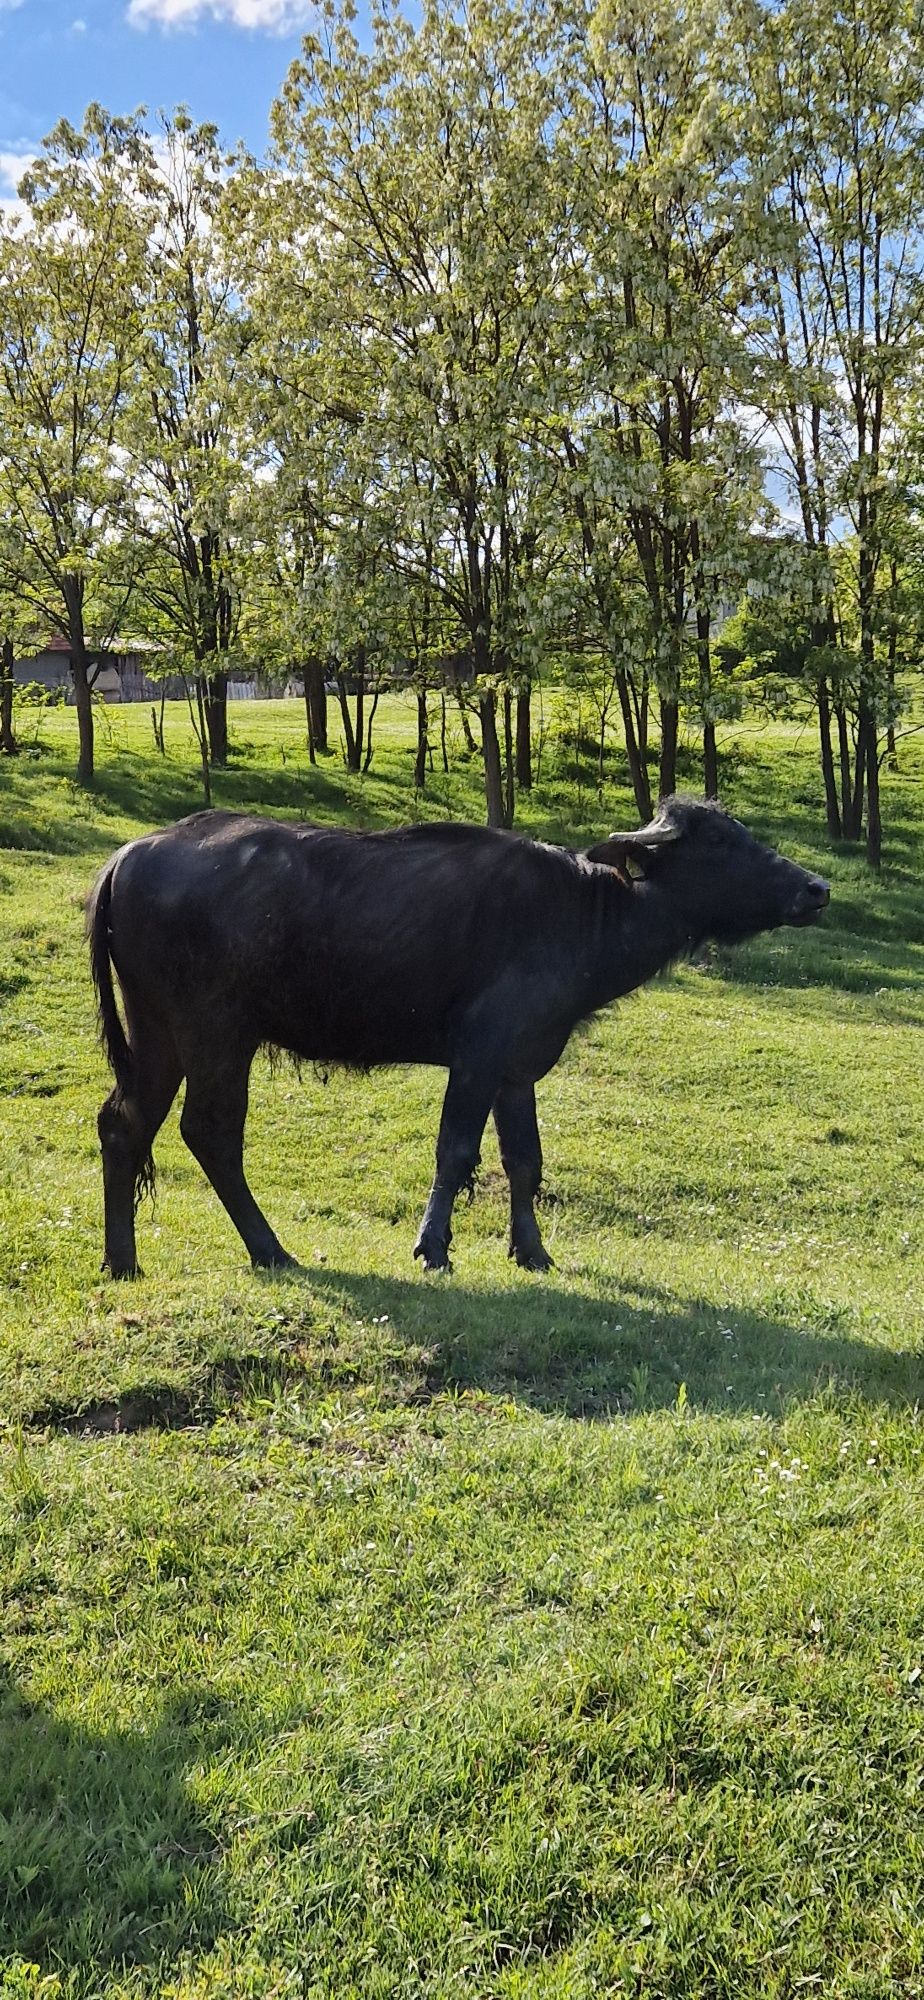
581;867;697;1012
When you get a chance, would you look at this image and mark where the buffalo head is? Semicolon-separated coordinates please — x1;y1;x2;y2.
587;796;830;944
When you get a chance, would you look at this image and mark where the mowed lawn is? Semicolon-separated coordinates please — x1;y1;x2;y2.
2;698;924;1999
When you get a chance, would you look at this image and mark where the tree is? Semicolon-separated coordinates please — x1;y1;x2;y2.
0;521;40;756
742;0;924;864
716;551;855;808
560;0;766;803
233;142;418;771
555;435;654;816
0;107;147;784
0;634;14;757
272;0;564;824
125;114;251;768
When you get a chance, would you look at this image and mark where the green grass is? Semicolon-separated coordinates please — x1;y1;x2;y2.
2;697;924;1997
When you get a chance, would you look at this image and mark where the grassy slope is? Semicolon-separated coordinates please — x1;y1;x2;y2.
2;698;924;1999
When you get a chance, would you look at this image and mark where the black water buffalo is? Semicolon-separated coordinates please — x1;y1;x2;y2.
87;797;829;1278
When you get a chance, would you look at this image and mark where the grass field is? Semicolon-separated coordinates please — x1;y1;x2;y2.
2;696;924;1999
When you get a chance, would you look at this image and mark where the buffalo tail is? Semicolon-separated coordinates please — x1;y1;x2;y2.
86;855;133;1099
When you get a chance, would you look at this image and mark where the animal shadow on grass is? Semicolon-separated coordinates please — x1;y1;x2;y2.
0;1667;229;1975
23;1284;922;1435
305;1268;924;1418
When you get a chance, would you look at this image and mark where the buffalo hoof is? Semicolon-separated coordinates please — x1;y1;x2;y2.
511;1241;554;1273
413;1234;451;1273
252;1248;300;1273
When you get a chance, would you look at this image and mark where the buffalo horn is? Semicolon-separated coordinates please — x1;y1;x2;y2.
609;814;681;849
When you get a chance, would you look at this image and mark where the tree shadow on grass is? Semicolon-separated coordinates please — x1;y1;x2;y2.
0;750;465;861
720;913;924;1002
0;1667;229;1977
300;1265;924;1419
92;755;350;830
90;754;476;837
0;757;347;859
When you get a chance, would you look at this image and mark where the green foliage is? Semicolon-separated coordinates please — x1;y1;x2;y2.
561;0;765;694
716;587;823;712
270;0;564;692
123;117;253;683
0;110;148;656
5;0;924;836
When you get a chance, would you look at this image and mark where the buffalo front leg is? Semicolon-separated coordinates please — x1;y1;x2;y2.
413;1067;497;1271
179;1055;297;1271
493;1083;553;1272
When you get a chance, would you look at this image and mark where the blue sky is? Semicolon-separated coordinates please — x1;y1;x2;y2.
0;0;323;190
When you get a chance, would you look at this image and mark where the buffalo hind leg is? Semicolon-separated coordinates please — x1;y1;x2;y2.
413;1067;497;1271
493;1083;553;1272
179;1052;296;1271
99;1012;182;1278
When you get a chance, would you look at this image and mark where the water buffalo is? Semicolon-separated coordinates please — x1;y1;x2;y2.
87;797;829;1277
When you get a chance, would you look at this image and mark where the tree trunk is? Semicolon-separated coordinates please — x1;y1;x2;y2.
638;680;649;773
72;648;95;787
0;635;16;755
856;505;880;863
151;690;167;756
835;702;853;836
305;659;328;761
816;678;841;840
616;666;652;819
456;691;477;754
479;691;506;827
886;557;899;769
195;678;212;806
362;687;379;773
659;695;678;799
440;694;449;773
851;714;867;842
866;717;882;872
305;676;317;765
354;658;365;774
335;671;360;772
515;688;532;790
203;669;228;766
693;593;716;800
337;649;366;773
312;661;329;755
503;689;515;827
415;692;429;791
886;647;898;768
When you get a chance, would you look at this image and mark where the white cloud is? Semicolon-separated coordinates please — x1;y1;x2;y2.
0;146;36;221
127;0;314;28
0;148;34;184
71;16;88;30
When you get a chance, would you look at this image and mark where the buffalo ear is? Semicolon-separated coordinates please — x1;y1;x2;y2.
586;812;682;878
585;838;651;880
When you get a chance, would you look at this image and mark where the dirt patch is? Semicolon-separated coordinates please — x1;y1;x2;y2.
25;1352;313;1439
